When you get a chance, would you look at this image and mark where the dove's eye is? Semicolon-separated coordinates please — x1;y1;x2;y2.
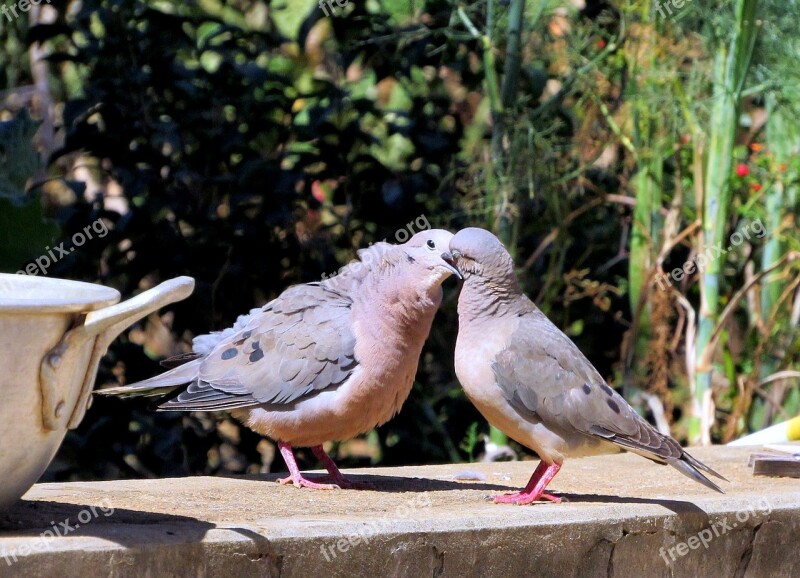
426;240;436;250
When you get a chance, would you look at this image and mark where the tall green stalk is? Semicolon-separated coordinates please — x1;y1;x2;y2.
749;94;800;429
490;0;525;447
762;96;797;322
458;0;525;448
493;0;524;246
693;0;760;444
627;0;665;398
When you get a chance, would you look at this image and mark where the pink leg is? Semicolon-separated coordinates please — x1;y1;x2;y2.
494;461;562;505
276;442;339;490
311;446;375;490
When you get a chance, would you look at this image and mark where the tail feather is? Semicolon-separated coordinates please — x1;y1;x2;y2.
95;359;202;399
667;452;726;494
159;352;203;369
682;450;729;481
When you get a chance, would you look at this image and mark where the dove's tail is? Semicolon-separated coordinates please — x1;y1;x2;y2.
95;359;202;398
667;450;728;494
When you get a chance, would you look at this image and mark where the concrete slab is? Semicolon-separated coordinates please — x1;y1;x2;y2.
1;447;798;577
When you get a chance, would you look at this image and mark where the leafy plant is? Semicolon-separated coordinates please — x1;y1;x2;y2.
459;421;480;462
0;109;59;271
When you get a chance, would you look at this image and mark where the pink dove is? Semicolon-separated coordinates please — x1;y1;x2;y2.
98;230;459;489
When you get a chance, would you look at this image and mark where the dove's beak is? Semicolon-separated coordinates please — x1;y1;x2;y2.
441;252;462;280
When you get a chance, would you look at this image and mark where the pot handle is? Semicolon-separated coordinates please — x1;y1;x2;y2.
40;276;195;431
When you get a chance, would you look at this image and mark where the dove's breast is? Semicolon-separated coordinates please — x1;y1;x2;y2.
455;316;603;464
241;294;441;447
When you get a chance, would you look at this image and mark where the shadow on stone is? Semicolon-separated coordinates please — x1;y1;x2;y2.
0;500;216;547
555;492;711;516
225;472;511;493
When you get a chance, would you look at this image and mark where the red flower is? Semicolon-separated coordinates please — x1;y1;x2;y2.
736;163;749;177
311;180;328;203
597;39;606;49
750;182;762;192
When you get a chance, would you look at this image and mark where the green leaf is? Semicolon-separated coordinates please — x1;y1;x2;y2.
269;0;317;40
0;195;60;273
379;0;418;24
370;132;414;171
459;422;480;462
0;109;41;199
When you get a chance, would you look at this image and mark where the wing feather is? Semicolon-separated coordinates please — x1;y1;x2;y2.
157;284;359;411
491;307;726;491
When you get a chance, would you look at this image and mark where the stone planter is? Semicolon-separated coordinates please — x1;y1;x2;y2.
0;274;194;510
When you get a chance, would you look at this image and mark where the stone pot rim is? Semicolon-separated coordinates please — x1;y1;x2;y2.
0;273;121;314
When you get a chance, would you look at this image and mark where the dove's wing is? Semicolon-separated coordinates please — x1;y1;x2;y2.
158;283;358;411
492;308;725;491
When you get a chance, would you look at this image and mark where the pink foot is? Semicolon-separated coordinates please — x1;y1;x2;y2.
277;442;339;490
493;491;562;505
277;474;339;490
275;442;376;490
493;461;562;505
311;446;376;490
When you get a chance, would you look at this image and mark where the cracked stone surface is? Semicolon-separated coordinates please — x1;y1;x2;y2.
1;447;798;577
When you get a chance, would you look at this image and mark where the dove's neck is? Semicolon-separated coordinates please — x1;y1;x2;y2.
359;264;444;331
457;275;532;325
353;262;442;375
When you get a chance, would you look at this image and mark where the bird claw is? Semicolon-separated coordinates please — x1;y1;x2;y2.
277;474;375;490
277;475;340;490
492;491;562;505
276;444;375;490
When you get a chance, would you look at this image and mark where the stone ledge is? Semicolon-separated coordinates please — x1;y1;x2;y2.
1;447;798;577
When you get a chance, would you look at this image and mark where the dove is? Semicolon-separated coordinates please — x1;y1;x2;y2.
450;227;727;504
97;229;460;489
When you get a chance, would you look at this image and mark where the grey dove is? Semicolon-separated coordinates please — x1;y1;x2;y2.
450;227;727;504
98;230;460;489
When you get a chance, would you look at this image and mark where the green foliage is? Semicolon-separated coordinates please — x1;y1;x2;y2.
459;422;480;463
0;0;796;481
0;109;41;199
10;0;476;480
0;110;60;271
0;15;28;90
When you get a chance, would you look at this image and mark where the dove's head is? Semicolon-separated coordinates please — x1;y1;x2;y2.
449;227;517;284
400;229;461;283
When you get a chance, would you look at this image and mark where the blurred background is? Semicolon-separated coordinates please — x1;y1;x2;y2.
0;0;797;482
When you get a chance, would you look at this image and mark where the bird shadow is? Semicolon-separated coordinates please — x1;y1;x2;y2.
220;471;512;493
0;482;716;550
553;492;711;516
220;473;723;514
